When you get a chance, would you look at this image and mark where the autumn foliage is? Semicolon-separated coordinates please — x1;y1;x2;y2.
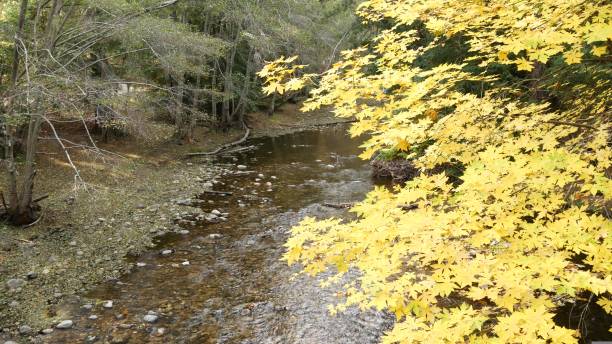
259;0;611;343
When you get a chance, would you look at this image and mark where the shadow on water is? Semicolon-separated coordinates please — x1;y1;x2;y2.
43;125;611;343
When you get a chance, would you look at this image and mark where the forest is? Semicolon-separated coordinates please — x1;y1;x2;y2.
1;0;611;343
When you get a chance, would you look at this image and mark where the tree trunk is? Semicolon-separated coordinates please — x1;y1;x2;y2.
267;93;276;116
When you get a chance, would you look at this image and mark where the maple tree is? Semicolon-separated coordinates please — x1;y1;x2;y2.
259;0;611;343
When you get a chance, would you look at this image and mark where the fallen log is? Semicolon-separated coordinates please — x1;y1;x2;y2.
202;190;233;196
185;126;251;158
323;202;419;211
323;202;354;209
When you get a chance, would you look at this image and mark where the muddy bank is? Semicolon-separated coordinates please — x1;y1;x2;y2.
0;106;346;339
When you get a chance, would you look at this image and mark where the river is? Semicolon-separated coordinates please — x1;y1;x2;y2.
44;125;393;343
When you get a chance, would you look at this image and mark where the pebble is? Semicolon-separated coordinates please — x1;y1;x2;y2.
88;315;98;320
181;261;190;266
26;271;38;280
69;241;77;246
56;320;73;329
160;249;173;256
4;341;18;344
143;312;159;323
209;234;222;239
102;300;113;308
178;230;190;235
82;303;93;310
265;182;272;186
86;335;97;342
211;209;222;216
41;328;54;335
271;176;277;179
237;165;247;170
136;262;147;267
18;325;32;334
257;174;264;178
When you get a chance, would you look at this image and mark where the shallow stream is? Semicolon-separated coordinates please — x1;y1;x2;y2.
44;126;393;343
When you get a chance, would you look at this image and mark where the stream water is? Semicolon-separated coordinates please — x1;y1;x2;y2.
44;126;393;343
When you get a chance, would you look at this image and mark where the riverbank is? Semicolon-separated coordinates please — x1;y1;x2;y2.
0;105;349;338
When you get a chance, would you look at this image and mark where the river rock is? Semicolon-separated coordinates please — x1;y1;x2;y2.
160;249;173;256
41;328;54;335
237;165;247;170
102;300;113;308
18;325;32;334
211;209;222;216
176;199;192;206
143;312;158;323
56;320;73;329
209;234;222;239
88;315;98;320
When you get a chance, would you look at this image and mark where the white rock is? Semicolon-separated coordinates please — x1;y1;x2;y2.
271;176;277;179
181;261;190;266
56;320;74;329
102;300;113;309
211;209;222;216
237;165;247;170
209;234;222;239
88;315;98;320
257;174;264;178
136;262;147;267
143;314;158;323
42;328;54;334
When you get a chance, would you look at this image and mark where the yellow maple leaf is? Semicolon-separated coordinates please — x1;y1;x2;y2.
515;58;533;72
563;50;583;64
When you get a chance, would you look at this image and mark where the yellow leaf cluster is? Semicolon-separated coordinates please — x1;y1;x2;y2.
261;1;612;343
